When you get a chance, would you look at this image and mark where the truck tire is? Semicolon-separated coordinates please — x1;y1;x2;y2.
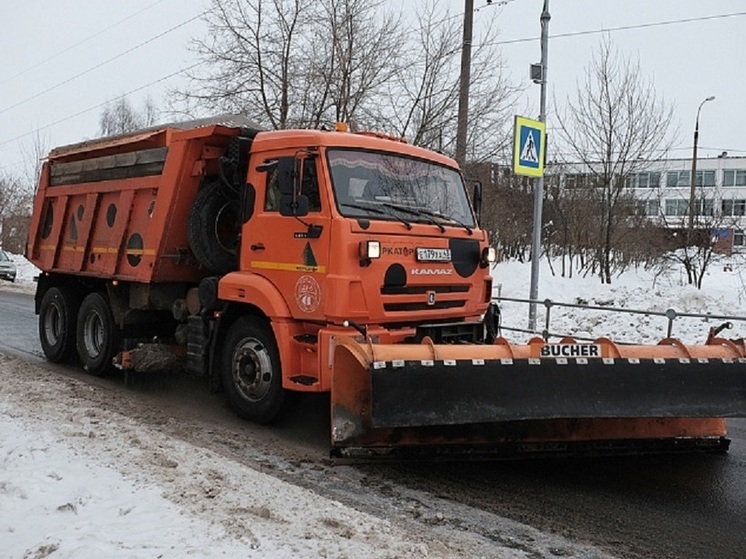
221;316;286;424
39;286;80;363
76;292;119;376
188;179;240;275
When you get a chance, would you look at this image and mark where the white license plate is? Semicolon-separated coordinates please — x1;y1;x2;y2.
416;247;451;262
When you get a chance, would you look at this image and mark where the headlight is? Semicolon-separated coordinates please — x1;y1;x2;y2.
480;246;497;267
359;240;381;260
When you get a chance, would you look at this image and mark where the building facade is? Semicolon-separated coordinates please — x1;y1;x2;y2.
625;153;745;251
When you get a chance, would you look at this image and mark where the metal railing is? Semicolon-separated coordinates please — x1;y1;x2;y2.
493;287;746;344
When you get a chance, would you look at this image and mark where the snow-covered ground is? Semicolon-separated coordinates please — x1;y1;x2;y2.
494;255;746;346
2;250;745;558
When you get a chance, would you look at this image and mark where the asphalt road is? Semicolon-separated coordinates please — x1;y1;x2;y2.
2;285;745;559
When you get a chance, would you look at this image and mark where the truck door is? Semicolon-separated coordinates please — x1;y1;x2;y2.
243;153;331;321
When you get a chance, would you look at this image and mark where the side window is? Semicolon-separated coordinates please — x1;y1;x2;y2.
264;168;281;211
264;157;321;212
302;159;321;212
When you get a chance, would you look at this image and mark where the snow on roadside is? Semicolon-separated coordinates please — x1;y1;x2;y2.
0;351;616;559
492;256;746;345
0;353;446;559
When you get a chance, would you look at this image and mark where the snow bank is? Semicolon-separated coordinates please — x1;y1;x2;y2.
0;353;447;559
492;256;746;345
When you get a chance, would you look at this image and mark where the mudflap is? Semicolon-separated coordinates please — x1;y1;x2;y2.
330;337;746;459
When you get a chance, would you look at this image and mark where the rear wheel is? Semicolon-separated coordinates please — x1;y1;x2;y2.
39;286;80;363
221;316;286;423
76;292;119;376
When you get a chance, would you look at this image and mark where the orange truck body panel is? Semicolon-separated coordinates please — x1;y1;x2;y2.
27;124;241;284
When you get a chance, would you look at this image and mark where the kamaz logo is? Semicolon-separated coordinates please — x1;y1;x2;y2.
411;268;453;275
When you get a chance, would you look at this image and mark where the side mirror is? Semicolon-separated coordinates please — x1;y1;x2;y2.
472;180;483;224
280;194;309;217
276;156;310;217
277;157;295;195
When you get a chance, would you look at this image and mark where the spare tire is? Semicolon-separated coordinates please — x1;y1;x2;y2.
188;179;240;274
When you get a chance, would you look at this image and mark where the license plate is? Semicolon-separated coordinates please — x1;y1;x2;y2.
416;247;451;262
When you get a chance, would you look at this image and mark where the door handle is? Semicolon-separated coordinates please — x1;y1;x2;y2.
251;243;265;251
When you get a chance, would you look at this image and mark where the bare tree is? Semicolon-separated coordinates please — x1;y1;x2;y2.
317;0;403;127
553;38;676;284
655;188;728;289
0;171;35;253
379;1;520;160
20;129;49;194
174;0;519;161
176;0;403;130
99;95;159;136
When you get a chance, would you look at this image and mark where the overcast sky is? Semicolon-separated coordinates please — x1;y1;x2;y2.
1;0;743;179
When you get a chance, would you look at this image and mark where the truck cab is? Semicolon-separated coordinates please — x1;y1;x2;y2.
212;127;494;420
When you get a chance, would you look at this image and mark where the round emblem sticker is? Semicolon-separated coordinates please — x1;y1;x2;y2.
295;275;321;313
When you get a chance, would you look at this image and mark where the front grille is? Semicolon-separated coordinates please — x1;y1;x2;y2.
383;300;466;312
380;284;469;295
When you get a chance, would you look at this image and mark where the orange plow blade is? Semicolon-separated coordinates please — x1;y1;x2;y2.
330;336;746;459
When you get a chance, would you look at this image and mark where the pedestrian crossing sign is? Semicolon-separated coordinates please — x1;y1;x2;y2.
513;115;546;177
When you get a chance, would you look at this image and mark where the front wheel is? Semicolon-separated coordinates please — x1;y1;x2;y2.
76;292;119;376
221;316;286;424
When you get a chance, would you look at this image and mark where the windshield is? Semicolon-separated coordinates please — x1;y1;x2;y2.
0;251;9;262
327;149;475;228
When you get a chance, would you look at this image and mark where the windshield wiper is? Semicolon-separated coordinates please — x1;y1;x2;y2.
380;202;446;233
341;202;413;230
381;202;473;235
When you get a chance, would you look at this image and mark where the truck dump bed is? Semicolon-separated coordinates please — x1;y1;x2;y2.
27;116;259;284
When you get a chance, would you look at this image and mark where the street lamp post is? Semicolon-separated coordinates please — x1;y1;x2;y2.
687;96;715;235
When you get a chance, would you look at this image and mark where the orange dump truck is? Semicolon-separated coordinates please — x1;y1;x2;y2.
27;115;746;458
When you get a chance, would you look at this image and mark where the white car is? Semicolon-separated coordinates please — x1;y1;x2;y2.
0;250;17;282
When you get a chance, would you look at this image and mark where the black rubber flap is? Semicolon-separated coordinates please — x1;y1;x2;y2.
370;358;746;428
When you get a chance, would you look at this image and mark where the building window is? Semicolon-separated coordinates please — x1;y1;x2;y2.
666;170;690;188
724;169;746;187
722;199;746;216
697;170;716;187
645;199;660;216
665;198;713;217
666;170;715;188
735;230;745;246
700;198;714;215
564;174;588;189
626;171;661;188
664;199;688;216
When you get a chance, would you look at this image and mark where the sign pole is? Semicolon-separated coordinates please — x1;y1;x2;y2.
528;0;550;332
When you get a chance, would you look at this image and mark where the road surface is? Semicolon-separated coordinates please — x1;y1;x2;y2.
1;285;745;559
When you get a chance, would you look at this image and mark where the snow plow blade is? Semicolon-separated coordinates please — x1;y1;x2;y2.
330;336;746;459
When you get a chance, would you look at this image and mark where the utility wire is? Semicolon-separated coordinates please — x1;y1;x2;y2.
0;60;206;155
0;0;169;87
3;8;745;169
480;11;746;48
0;11;205;118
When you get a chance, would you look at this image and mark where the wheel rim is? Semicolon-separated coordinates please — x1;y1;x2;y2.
231;337;273;402
43;303;63;346
82;310;105;358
